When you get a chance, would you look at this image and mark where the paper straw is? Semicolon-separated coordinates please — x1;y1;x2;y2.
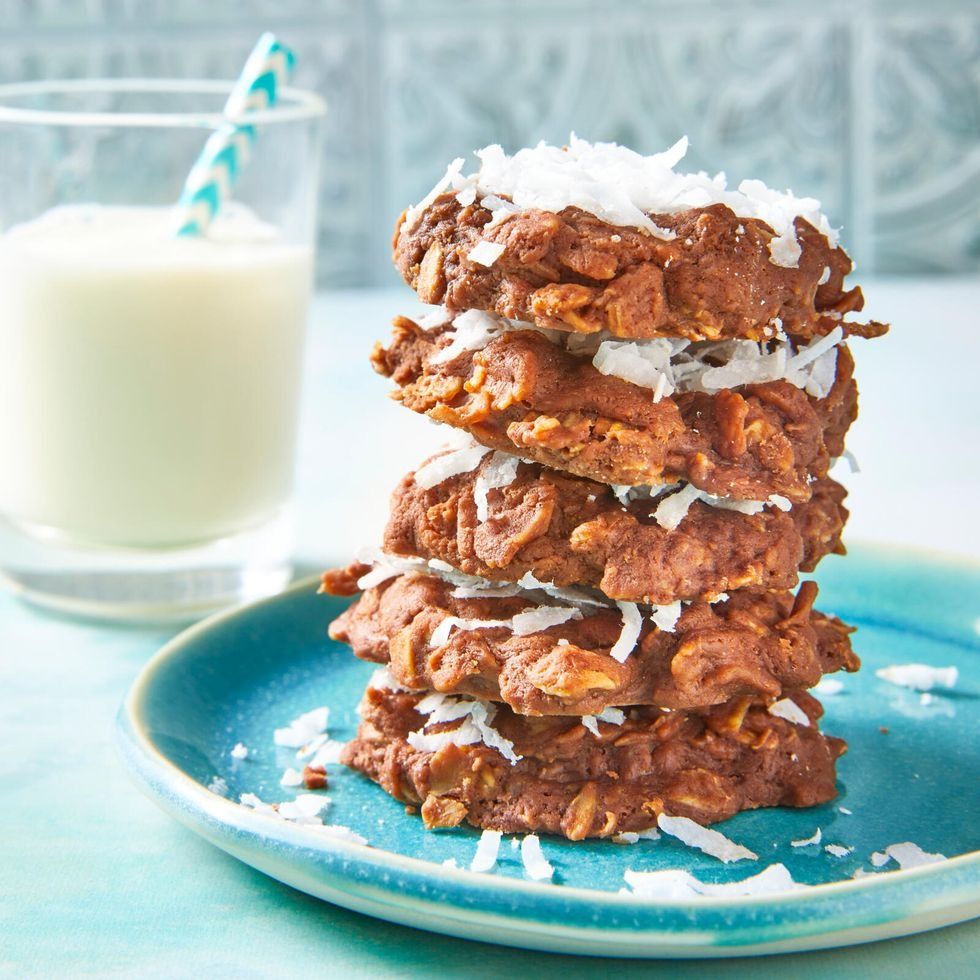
173;33;296;236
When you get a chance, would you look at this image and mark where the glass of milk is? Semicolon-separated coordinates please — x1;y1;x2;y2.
0;79;325;620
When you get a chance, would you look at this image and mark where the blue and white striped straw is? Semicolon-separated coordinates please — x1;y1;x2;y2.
173;32;296;236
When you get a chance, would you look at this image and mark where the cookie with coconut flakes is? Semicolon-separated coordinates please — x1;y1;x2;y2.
342;679;846;837
371;314;857;501
393;139;887;344
322;568;857;716
383;449;849;605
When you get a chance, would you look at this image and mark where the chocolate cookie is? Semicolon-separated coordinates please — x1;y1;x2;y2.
385;451;848;603
324;571;857;715
343;680;845;837
372;317;857;500
394;194;887;343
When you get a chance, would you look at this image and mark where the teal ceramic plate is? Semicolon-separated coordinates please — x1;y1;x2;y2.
117;543;980;957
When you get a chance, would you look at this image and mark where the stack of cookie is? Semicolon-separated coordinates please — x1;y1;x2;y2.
323;138;887;840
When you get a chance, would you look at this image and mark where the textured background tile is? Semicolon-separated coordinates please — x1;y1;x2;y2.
0;0;976;283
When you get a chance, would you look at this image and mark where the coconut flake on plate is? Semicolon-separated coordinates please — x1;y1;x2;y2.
813;677;844;696
612;827;661;845
657;814;758;862
825;844;853;858
875;664;958;692
625;863;801;900
277;794;331;823
316;825;369;846
791;827;822;848
239;792;278;816
467;240;506;267
768;698;810;726
870;842;946;870
308;739;347;768
473;451;521;521
274;707;329;748
230;742;249;760
207;776;229;797
520;835;555;881
280;767;304;788
470;829;502;872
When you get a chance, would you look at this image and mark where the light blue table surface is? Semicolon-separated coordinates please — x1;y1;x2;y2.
3;284;978;977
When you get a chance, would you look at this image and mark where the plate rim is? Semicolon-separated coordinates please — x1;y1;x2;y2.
116;548;980;954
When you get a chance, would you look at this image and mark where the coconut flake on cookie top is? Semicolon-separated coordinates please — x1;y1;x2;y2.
409;135;839;269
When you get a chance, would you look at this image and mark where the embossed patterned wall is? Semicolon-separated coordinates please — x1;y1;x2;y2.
1;0;977;284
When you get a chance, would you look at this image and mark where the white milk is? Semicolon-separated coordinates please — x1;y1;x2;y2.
0;204;312;548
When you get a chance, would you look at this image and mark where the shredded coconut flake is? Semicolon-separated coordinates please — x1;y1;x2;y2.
791;827;822;848
581;708;625;737
768;698;811;726
470;829;502;872
657;814;758;862
650;600;682;633
431;308;508;364
612;827;661;845
278;794;330;823
404;157;463;231
416;137;840;265
414;442;491;490
207;775;229;796
309;739;347;768
431;604;582;648
625;863;801;899
876;664;958;692
473;451;521;521
230;742;249;760
467;240;505;267
610;601;643;663
280;767;303;788
356;563;401;590
520;835;554;881
315;825;367;845
415;305;452;330
813;677;844;696
825;844;853;858
871;842;946;870
274;707;329;748
408;693;522;764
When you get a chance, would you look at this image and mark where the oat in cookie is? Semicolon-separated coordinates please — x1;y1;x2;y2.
342;682;846;838
323;570;857;715
384;450;848;604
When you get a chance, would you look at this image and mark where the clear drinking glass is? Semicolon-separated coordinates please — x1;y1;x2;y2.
0;79;325;621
